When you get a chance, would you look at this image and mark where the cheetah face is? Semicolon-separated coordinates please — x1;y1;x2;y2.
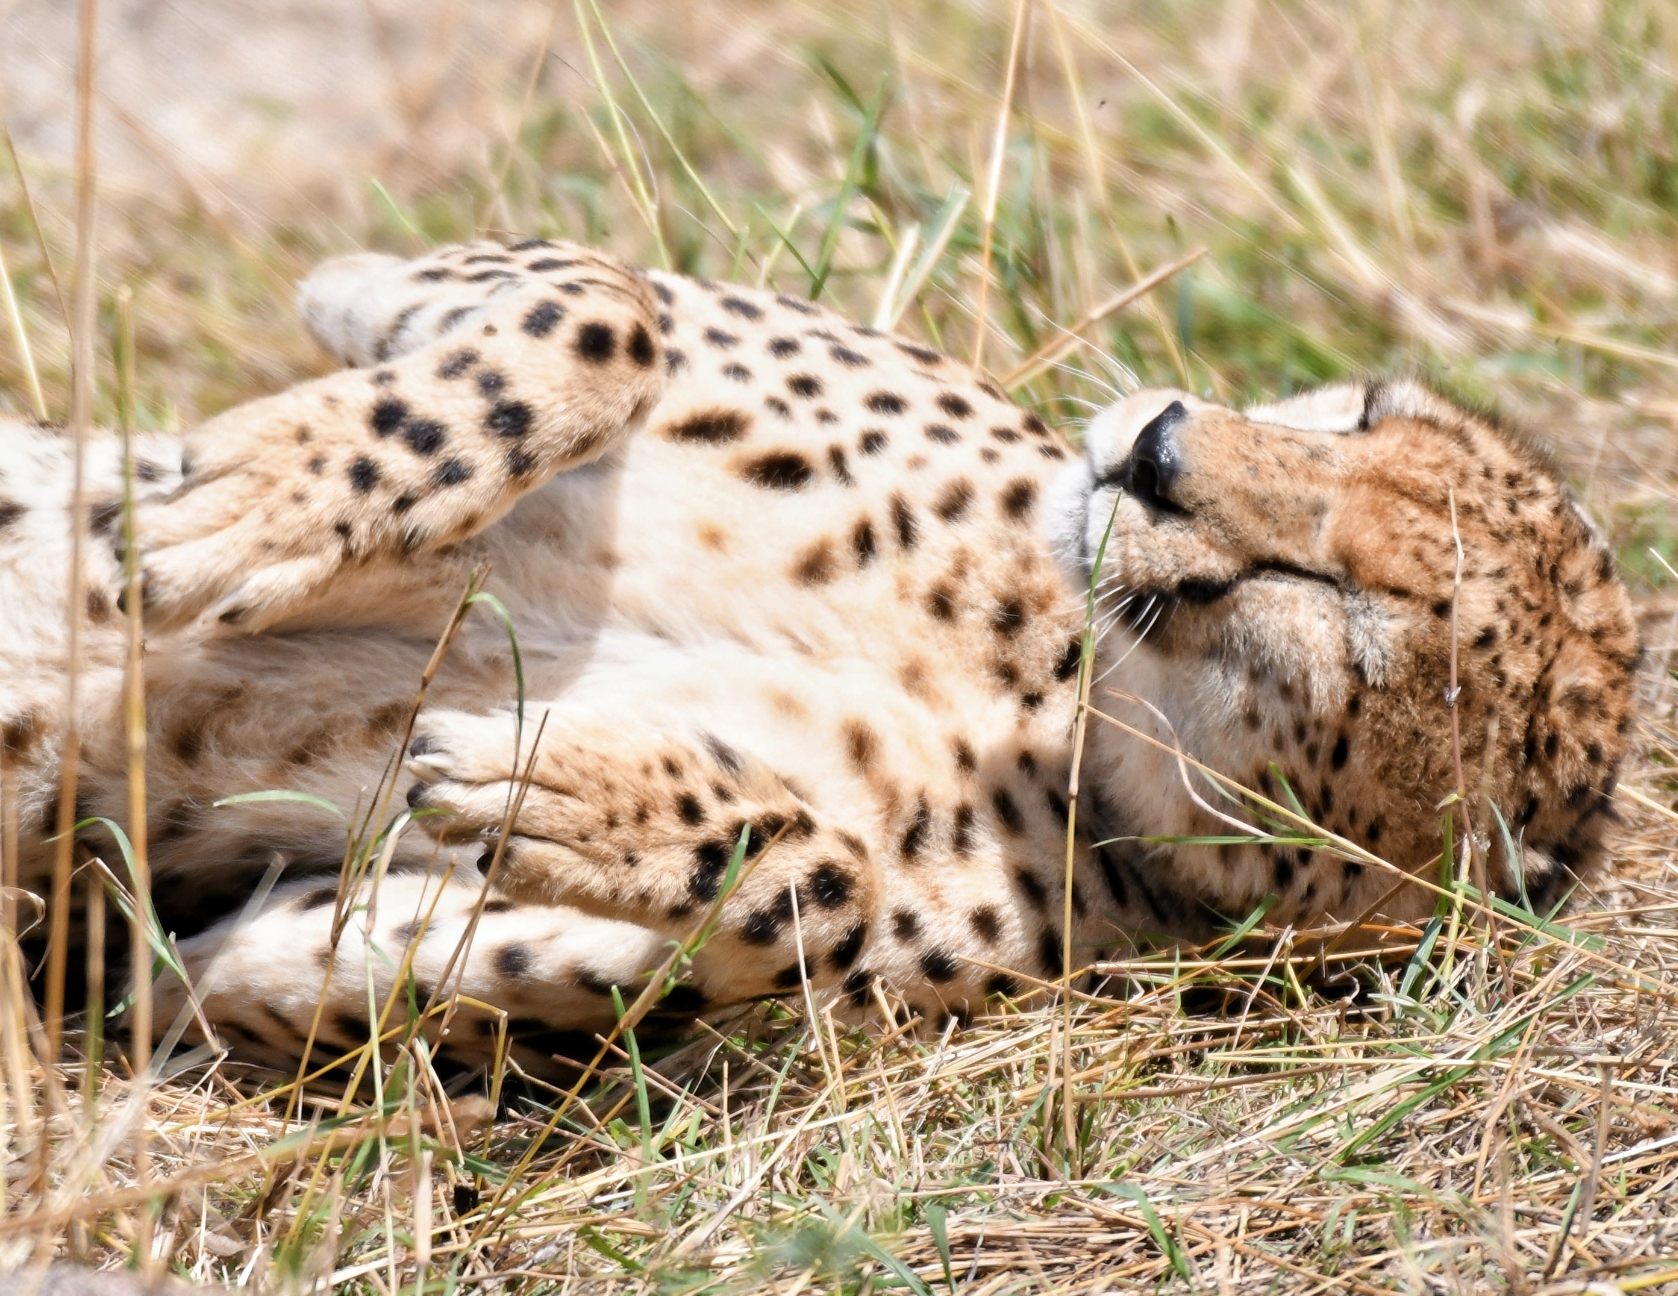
1048;380;1640;928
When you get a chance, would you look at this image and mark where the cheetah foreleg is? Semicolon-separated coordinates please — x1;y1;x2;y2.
405;709;879;1001
129;243;664;632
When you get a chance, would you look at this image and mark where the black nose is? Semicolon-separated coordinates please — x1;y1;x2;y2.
1122;400;1187;512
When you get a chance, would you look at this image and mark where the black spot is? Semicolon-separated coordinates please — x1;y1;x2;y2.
666;348;688;374
828;445;855;485
1273;852;1295;891
851;517;877;564
830;922;868;970
926;585;956;620
1001;478;1037;520
297;886;339;912
1039;927;1064;975
371;398;408;437
829;344;869;367
896;341;943;365
505;446;538;477
768;337;801;357
496;945;532;979
992;788;1024;834
575;322;616;361
722;362;753;382
677;793;706;825
393;493;418;515
741;451;815;490
741;907;784;946
787;374;823;399
924;423;961;445
934;479;974;522
690;841;731;900
936;392;974;419
433;458;473;487
1022;412;1050;436
1330;734;1349;771
704;327;739;349
985;973;1021;999
629;325;656;367
921;949;959;982
843;969;873;1006
953;804;976;854
402;418;447;456
969;906;1001;943
1093;846;1130;907
89;499;122;534
809;863;852;908
992;598;1026;637
1014;869;1047;907
859;430;888;455
891;495;918;548
902;796;931;858
437;348;479;379
892;910;921;940
721;295;763;320
777;293;820;315
415;267;453;282
476;369;506;398
865;391;908;416
773;964;805;988
487;400;534;438
522;301;565;337
1050;639;1083;682
349;457;380;492
702;733;744;775
669;410;750;444
793;540;837;585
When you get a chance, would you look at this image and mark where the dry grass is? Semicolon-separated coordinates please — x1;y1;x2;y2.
5;0;1678;1290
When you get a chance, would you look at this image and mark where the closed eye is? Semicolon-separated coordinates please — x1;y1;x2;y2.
1136;560;1346;606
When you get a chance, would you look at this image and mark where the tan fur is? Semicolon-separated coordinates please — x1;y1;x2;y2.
0;242;1638;1075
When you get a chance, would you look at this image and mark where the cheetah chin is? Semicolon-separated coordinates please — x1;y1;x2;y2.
0;239;1638;1078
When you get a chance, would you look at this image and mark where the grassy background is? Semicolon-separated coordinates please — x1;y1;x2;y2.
4;0;1678;1290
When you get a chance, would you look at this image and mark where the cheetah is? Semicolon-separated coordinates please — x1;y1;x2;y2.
0;239;1639;1075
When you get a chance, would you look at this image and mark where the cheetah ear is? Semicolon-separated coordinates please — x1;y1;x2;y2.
1243;382;1370;433
1245;379;1467;434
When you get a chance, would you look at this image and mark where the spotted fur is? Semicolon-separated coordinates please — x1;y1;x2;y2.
0;240;1638;1075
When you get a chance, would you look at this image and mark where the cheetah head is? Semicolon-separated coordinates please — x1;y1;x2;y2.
1047;379;1640;931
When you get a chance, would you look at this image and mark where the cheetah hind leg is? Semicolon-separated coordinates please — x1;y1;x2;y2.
130;240;665;633
151;870;678;1080
404;708;880;1004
